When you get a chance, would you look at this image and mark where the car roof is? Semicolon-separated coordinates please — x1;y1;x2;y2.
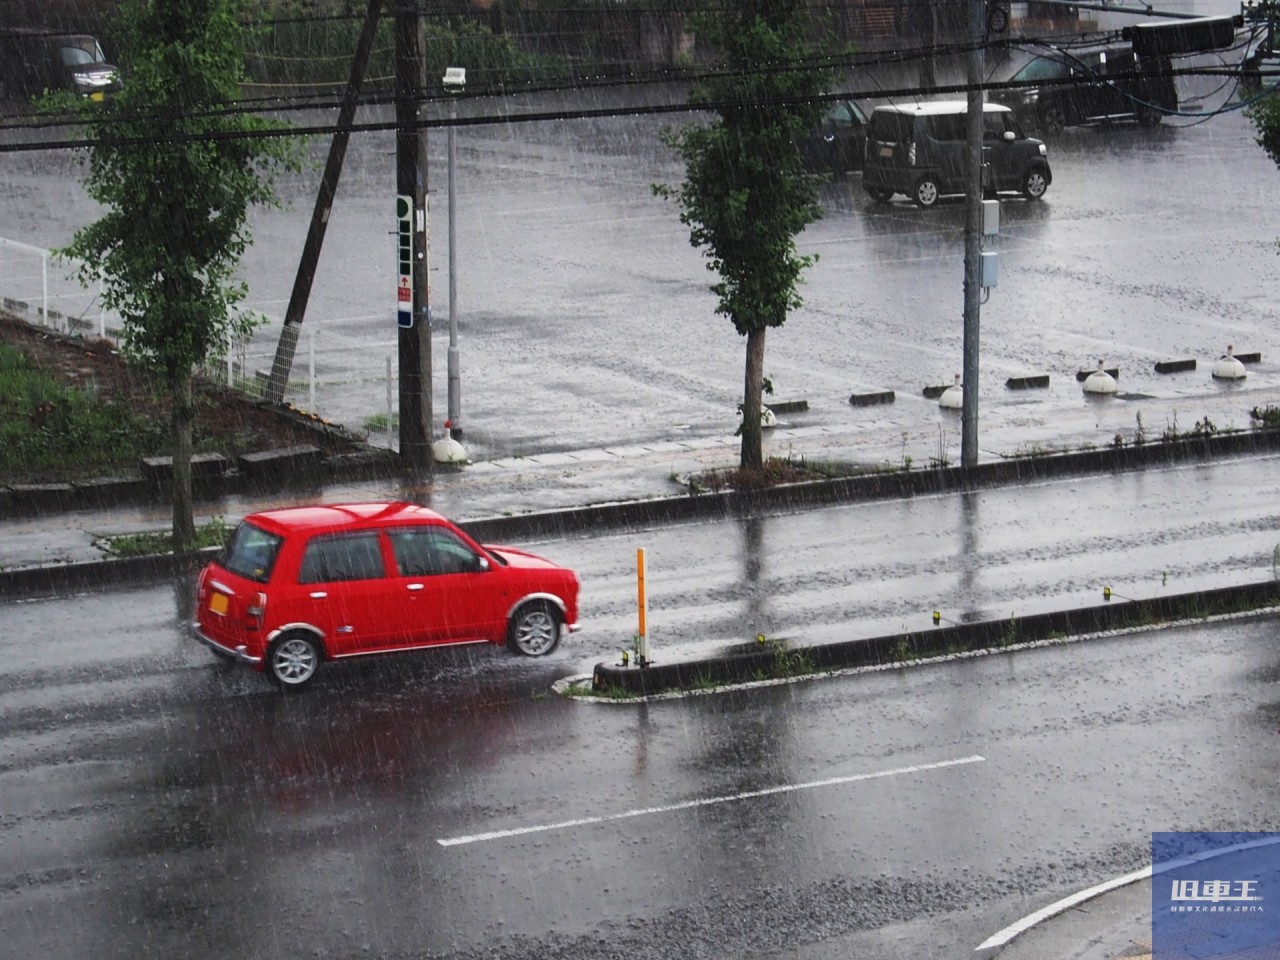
870;100;1012;116
245;501;447;535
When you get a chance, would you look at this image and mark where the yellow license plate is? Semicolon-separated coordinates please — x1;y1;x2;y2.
90;92;104;102
209;593;229;616
879;146;893;157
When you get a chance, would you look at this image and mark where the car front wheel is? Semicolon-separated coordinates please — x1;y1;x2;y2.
913;177;940;208
866;187;893;203
1021;166;1049;200
507;601;562;656
268;633;321;689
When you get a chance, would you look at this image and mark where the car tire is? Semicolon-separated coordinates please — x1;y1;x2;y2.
1021;166;1049;201
1040;105;1067;134
1136;105;1163;127
866;187;893;203
268;632;321;690
913;177;940;208
507;600;562;657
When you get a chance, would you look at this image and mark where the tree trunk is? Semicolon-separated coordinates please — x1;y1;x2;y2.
740;326;766;471
170;368;196;550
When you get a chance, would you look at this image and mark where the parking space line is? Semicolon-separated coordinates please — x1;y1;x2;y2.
437;754;986;848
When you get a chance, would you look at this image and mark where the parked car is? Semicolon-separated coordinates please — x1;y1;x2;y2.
192;502;581;690
986;42;1176;133
862;100;1051;207
0;28;122;102
801;99;869;173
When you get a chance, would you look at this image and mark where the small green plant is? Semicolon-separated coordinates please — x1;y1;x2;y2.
99;515;232;556
999;613;1018;647
691;670;720;691
1161;413;1180;443
888;637;914;663
363;411;398;433
1134;411;1147;445
1187;416;1218;439
1251;405;1280;429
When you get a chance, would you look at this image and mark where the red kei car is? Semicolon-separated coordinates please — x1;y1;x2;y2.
192;502;580;690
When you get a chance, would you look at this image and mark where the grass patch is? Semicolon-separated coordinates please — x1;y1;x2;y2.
0;342;168;479
98;516;232;557
689;454;867;493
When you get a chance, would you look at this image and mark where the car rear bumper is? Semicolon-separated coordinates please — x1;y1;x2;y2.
190;621;263;665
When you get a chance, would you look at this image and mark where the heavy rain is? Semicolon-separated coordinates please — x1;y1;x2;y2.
2;1;1280;959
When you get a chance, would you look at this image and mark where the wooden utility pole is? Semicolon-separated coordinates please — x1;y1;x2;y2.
264;0;382;405
395;1;433;476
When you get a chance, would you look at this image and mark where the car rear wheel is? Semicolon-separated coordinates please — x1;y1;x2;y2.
866;187;893;203
507;601;562;656
913;177;940;208
1021;166;1049;200
1136;105;1163;127
268;633;321;689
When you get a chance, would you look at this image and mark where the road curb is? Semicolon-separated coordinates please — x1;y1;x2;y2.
591;581;1280;697
3;430;1280;598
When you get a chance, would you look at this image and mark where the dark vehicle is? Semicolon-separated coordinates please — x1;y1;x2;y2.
801;99;868;173
986;42;1176;133
0;29;122;102
862;101;1051;208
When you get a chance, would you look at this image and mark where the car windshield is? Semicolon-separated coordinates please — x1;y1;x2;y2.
221;521;283;583
1013;56;1071;83
58;42;107;67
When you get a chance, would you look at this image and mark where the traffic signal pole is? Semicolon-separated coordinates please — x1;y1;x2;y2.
395;2;433;476
961;0;984;469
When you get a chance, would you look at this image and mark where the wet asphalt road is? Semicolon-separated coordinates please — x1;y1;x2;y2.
2;573;1277;959
3;452;1280;957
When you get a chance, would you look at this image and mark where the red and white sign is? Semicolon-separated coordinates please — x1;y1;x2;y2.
397;274;411;304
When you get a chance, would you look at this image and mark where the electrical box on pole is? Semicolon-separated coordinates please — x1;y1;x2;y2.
1122;15;1238;56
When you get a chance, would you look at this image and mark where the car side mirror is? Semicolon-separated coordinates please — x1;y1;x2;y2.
476;556;490;573
1003;130;1015;141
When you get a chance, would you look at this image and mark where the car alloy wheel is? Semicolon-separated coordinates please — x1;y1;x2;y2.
269;633;320;689
1021;167;1049;200
1041;105;1067;134
914;178;939;208
508;601;562;656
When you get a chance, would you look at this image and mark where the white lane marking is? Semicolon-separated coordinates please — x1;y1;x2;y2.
438;754;985;848
975;834;1280;951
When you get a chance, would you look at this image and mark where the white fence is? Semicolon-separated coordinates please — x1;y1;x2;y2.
1;237;402;448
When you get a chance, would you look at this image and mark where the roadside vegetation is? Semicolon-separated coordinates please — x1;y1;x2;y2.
0;342;165;479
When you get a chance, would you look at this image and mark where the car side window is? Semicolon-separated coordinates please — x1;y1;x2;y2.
298;532;385;584
928;114;967;142
983;112;1012;140
389;527;483;577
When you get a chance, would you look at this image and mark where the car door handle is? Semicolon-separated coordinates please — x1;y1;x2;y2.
407;583;424;591
310;591;327;599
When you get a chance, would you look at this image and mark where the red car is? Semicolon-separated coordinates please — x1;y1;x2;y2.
192;502;580;690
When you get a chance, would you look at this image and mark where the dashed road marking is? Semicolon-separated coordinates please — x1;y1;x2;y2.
438;754;986;848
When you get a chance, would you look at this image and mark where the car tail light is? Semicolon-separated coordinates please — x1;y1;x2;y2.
245;591;267;631
908;142;916;166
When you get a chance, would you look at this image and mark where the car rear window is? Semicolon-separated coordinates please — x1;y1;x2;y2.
869;111;914;144
222;521;283;583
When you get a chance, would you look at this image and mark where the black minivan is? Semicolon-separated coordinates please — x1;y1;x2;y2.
986;42;1177;133
862;101;1052;208
0;28;122;102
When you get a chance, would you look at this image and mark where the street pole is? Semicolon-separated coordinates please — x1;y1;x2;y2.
263;0;381;405
961;0;985;470
444;67;465;440
395;2;432;476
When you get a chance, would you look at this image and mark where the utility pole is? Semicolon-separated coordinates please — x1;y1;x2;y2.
961;0;985;469
263;0;381;405
395;1;432;476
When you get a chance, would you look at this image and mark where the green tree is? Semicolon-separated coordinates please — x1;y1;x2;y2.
654;0;837;471
60;0;299;548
